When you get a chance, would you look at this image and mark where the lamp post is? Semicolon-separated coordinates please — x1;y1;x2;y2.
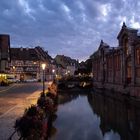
52;69;55;80
13;66;16;78
41;63;46;94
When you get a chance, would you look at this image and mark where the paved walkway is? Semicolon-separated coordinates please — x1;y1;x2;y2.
0;89;42;140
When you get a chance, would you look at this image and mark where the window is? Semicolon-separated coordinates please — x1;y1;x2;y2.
126;47;129;55
136;49;140;65
108;57;112;69
124;38;129;56
115;55;120;70
136;68;140;77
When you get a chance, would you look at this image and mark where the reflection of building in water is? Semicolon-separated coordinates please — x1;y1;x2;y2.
58;93;78;105
88;93;140;140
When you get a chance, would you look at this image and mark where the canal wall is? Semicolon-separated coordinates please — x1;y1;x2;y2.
93;81;140;98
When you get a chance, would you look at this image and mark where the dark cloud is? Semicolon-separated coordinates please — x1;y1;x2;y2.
0;0;139;60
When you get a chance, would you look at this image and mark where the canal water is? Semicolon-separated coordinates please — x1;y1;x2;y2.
49;91;140;140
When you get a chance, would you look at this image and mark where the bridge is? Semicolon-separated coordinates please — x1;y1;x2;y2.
56;76;93;92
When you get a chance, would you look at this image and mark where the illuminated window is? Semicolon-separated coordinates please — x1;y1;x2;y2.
126;47;129;55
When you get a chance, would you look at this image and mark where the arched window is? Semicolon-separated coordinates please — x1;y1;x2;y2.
124;38;129;56
136;48;140;65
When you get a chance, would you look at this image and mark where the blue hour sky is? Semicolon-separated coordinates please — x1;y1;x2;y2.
0;0;140;61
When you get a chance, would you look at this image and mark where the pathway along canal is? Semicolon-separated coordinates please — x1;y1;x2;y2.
49;91;140;140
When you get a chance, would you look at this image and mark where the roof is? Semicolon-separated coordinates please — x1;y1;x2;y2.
35;46;53;63
55;55;78;67
117;22;138;39
98;40;109;50
0;34;10;37
11;48;40;61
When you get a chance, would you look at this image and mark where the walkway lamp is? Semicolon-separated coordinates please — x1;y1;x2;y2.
41;63;46;94
13;66;16;78
52;69;55;80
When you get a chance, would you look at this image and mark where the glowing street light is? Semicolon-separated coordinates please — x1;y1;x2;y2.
52;69;55;73
13;66;16;78
42;63;46;70
13;66;15;69
41;63;46;94
52;69;55;80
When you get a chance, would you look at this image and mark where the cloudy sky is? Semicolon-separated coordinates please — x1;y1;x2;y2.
0;0;140;61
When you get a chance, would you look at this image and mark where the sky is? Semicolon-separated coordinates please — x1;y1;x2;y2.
0;0;140;61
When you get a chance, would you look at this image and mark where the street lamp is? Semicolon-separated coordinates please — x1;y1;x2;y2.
52;69;55;73
13;66;16;78
52;69;55;80
41;63;46;94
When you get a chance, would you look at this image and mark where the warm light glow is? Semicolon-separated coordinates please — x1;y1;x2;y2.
33;62;37;65
13;66;15;69
41;63;46;70
52;69;55;73
1;74;6;77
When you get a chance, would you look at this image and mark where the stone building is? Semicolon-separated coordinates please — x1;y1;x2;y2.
55;55;79;76
0;34;10;73
92;23;140;97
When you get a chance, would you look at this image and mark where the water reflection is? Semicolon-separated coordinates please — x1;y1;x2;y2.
47;93;79;139
48;91;140;140
49;92;105;140
88;93;140;140
58;93;79;105
47;114;58;138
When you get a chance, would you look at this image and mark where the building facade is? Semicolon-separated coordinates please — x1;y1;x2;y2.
10;47;42;81
92;23;140;97
55;55;79;76
35;46;55;81
0;34;10;73
10;46;66;81
0;34;11;84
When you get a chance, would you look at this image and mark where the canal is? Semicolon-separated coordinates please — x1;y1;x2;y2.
49;91;140;140
46;93;115;140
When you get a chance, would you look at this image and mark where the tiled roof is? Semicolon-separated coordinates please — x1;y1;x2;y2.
55;55;77;66
35;46;53;63
11;48;40;61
